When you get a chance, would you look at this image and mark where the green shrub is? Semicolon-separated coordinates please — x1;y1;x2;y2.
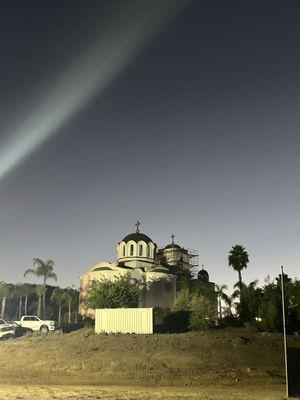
83;274;139;309
172;289;190;312
189;294;217;331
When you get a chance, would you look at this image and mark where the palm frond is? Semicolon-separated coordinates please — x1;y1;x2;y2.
51;287;64;303
47;272;58;282
35;284;46;295
231;289;240;299
46;259;55;267
32;258;45;267
23;268;37;278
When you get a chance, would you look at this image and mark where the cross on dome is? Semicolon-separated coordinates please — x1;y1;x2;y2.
135;220;141;233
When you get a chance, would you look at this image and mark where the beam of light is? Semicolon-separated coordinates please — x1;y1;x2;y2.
0;1;189;182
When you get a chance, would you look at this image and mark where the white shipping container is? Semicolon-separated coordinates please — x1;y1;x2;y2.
95;308;153;334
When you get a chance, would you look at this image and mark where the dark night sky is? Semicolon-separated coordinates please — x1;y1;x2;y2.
0;0;299;290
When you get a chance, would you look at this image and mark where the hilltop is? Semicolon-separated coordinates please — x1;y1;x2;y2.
0;327;298;388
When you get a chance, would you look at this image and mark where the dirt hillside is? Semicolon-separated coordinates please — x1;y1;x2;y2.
0;327;298;387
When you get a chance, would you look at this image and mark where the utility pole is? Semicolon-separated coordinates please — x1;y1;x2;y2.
281;265;289;398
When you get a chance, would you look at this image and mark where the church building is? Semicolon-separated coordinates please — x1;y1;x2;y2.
79;222;214;318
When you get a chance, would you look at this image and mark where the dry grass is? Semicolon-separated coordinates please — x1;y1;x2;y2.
0;327;299;399
0;384;293;400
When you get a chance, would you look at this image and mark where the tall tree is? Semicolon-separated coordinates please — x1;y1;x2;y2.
62;288;78;325
51;287;64;326
223;293;237;318
215;284;228;324
35;285;45;318
233;280;261;323
0;282;10;319
23;284;34;316
228;245;249;288
24;259;57;318
13;284;27;319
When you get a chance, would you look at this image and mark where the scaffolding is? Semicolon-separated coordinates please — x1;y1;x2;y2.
186;248;200;279
156;246;200;278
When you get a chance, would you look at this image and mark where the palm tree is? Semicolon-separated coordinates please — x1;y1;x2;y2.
215;284;228;324
24;258;57;318
0;282;10;319
51;287;64;327
62;288;77;325
223;293;238;317
35;285;45;318
13;284;27;319
233;279;258;295
73;288;79;324
23;284;34;316
228;245;249;288
232;280;260;322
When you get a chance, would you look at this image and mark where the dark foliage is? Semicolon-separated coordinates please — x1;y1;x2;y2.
0;283;79;326
160;311;190;333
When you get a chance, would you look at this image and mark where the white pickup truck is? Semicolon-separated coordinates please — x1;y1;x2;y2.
14;316;55;334
0;319;16;339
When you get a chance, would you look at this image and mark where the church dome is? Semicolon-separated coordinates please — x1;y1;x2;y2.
198;268;209;283
164;234;181;250
117;221;156;263
165;243;181;250
122;232;153;244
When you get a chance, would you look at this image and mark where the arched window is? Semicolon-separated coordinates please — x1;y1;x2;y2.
139;244;143;256
147;245;150;258
123;245;126;257
130;244;134;256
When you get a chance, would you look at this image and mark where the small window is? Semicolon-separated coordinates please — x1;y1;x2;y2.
139;244;143;256
130;244;134;256
147;246;150;258
123;246;126;257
